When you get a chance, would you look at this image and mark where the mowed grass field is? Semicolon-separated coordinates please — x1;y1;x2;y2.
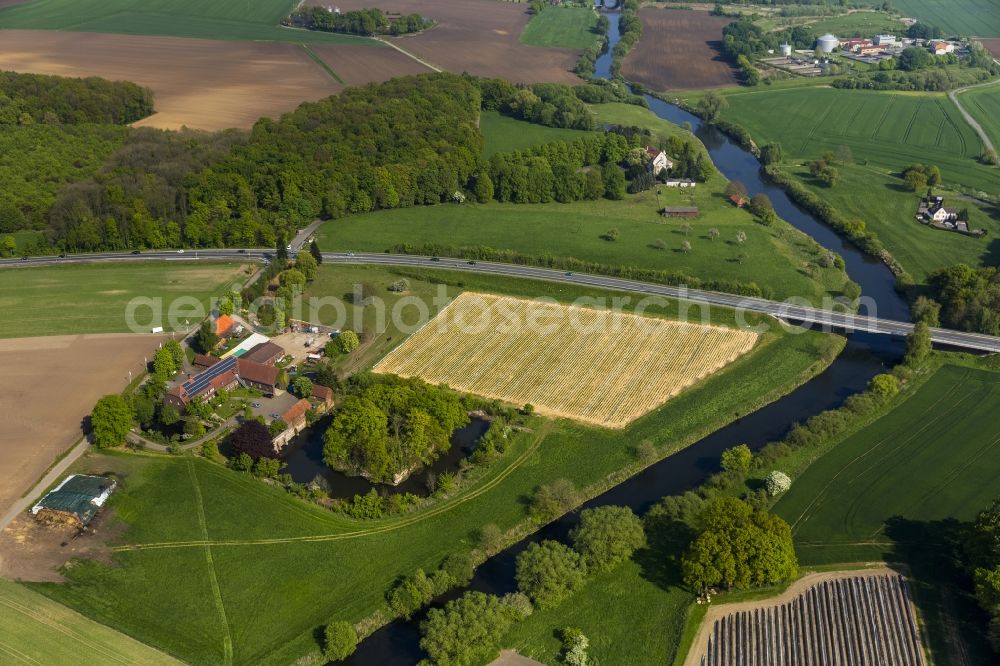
892;0;1000;37
0;579;181;665
26;270;838;665
0;0;369;43
716;87;995;193
480;111;596;157
0;262;248;338
374;292;760;428
775;362;1000;563
959;82;1000;153
519;6;600;49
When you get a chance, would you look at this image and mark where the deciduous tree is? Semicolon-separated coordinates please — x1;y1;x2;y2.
516;540;586;609
570;505;646;572
90;395;132;448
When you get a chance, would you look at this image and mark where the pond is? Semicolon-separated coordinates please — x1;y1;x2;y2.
281;417;492;499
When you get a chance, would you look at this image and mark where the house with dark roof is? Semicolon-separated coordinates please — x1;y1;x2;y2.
660;206;699;218
193;354;221;369
312;383;334;409
241;341;285;366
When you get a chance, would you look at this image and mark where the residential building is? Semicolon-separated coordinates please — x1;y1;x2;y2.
645;146;673;175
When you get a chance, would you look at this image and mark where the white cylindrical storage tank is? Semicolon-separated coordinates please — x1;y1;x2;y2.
817;34;838;53
780;43;792;56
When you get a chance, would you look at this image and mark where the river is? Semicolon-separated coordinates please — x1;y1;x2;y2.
343;13;911;664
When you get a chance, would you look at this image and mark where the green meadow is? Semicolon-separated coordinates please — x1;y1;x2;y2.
892;0;1000;37
0;579;181;665
805;11;906;38
790;162;1000;282
479;111;596;157
959;81;1000;153
0;261;248;338
716;87;994;192
0;0;373;43
520;6;601;49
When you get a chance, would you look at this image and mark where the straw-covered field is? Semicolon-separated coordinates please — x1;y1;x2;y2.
374;292;759;428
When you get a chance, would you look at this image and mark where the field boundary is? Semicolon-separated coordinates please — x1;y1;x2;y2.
187;460;234;665
950;78;1000;153
300;43;343;83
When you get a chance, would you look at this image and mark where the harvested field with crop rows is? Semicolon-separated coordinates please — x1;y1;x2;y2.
693;572;926;666
373;292;758;428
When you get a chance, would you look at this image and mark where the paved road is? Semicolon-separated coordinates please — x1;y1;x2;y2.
3;250;1000;353
950;79;999;154
0;439;89;532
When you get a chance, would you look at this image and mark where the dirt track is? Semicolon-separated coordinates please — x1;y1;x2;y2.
0;333;165;519
622;9;738;91
0;30;346;130
307;0;582;84
309;42;432;85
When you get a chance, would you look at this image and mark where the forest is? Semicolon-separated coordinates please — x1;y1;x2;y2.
927;263;1000;335
288;7;431;36
0;70;153;125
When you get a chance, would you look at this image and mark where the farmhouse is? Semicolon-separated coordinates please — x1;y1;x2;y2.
645;146;673;175
31;475;116;528
660;206;699;218
164;348;285;412
916;195;983;235
930;41;955;55
271;398;312;450
312;383;335;409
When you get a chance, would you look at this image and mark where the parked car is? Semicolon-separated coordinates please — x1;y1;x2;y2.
270;412;280;420
252;402;261;408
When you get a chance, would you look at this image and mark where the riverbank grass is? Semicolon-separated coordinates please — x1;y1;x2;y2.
26;276;838;665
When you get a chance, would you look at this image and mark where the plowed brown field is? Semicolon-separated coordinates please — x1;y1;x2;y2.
622;9;738;91
983;38;1000;58
0;333;165;519
309;43;431;85
307;0;582;84
0;30;376;130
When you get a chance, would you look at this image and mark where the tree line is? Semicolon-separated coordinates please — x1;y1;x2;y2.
288;7;431;36
0;70;153;125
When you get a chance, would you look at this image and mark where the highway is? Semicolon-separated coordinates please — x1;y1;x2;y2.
3;249;1000;353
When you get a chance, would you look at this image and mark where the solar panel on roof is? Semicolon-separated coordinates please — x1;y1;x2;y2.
183;356;237;397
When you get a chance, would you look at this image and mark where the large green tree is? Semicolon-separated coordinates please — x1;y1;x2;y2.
90;395;133;448
570;505;646;573
420;591;525;666
515;540;586;609
681;497;797;592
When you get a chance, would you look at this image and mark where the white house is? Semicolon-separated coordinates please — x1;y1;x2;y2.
930;41;955;55
645;146;673;175
931;207;958;222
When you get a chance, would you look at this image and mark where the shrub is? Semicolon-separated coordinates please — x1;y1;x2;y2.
570;506;646;573
323;621;358;662
721;443;753;475
530;479;579;522
515;540;586;609
560;627;590;666
765;470;792;496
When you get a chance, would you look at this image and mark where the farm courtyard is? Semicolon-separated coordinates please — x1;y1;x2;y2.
374;292;760;428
